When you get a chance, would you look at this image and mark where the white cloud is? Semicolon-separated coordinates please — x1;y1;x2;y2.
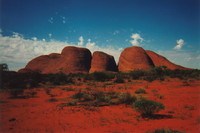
60;16;67;24
78;36;84;46
130;33;144;46
48;33;52;38
48;17;54;24
61;16;66;19
113;30;120;35
32;37;37;41
173;39;185;50
86;39;95;47
62;20;66;24
0;33;122;71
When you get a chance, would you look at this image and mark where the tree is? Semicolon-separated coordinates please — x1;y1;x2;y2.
0;63;9;71
0;63;9;89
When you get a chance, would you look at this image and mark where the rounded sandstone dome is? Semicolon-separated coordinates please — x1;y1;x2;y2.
19;46;92;74
90;51;118;73
60;46;92;73
146;50;189;70
118;46;154;72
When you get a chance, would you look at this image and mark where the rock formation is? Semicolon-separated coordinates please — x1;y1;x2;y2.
146;50;189;70
60;46;92;73
19;46;92;74
118;46;154;72
90;51;118;73
18;46;190;74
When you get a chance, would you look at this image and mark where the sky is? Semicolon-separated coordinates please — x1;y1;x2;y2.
0;0;199;70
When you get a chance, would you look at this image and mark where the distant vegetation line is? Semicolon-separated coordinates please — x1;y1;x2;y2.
1;66;200;90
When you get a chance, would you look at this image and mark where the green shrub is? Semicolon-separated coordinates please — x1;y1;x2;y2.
114;73;125;83
133;99;165;116
72;92;93;101
147;128;184;133
143;75;157;82
135;88;147;94
90;71;115;82
129;70;146;80
92;91;111;102
47;98;58;102
43;73;73;85
117;92;137;105
67;99;79;106
9;89;25;98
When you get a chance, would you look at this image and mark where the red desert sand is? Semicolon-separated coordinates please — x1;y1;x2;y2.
0;79;199;133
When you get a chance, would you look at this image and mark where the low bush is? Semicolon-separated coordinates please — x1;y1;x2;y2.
92;91;111;103
117;92;136;105
90;71;115;82
9;89;25;99
133;99;165;117
114;73;125;83
129;70;146;80
135;88;147;94
47;98;58;102
72;92;93;101
71;90;119;106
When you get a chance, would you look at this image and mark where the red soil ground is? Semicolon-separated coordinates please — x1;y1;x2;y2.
0;79;200;133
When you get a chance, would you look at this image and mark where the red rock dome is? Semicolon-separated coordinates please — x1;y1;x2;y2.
19;46;92;74
118;46;154;72
90;51;118;73
60;46;92;74
146;50;189;70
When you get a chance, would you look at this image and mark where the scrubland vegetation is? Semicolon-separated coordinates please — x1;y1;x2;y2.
0;66;199;132
2;66;200;90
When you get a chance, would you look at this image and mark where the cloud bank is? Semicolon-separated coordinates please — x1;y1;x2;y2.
0;33;122;71
0;32;199;71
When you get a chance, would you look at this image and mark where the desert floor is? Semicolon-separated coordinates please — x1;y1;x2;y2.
0;79;200;133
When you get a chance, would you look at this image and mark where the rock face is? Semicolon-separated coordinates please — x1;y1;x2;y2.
19;46;92;74
90;51;118;73
118;46;154;72
146;50;189;70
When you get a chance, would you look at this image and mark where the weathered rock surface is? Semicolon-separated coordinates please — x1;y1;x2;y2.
19;46;92;74
118;46;154;72
146;50;189;70
90;51;118;73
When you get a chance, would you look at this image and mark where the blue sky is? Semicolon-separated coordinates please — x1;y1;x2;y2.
0;0;199;70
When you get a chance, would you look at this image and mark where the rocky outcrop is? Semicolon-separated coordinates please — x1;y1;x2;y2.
146;50;189;70
118;46;154;72
18;46;190;74
60;46;92;73
19;46;92;74
90;51;118;73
